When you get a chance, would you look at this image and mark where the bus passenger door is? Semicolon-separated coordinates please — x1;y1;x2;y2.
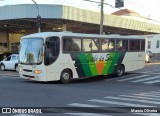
44;36;60;80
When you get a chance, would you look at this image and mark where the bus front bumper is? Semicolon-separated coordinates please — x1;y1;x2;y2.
18;67;46;82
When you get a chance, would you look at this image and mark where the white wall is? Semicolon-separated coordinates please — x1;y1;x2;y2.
146;34;160;53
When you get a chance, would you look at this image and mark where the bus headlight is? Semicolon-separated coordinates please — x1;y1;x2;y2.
19;68;22;72
34;70;42;74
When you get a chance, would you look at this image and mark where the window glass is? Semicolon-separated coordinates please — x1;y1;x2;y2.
141;40;145;51
63;38;81;52
116;40;128;51
156;40;159;48
6;56;11;61
19;38;44;65
44;37;60;65
11;56;17;61
83;39;91;52
101;39;115;51
147;41;151;49
0;43;7;48
83;38;99;52
11;42;20;54
129;40;140;51
3;43;7;48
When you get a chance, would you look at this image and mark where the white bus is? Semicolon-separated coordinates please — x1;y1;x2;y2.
18;32;145;83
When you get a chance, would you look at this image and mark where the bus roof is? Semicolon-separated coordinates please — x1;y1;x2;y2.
22;32;145;40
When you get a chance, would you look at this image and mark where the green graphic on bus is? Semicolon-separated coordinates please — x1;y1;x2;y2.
70;52;125;77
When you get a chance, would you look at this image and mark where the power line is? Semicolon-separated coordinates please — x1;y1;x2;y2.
83;0;114;8
50;0;98;7
83;0;114;34
124;0;160;24
83;0;160;24
83;0;100;4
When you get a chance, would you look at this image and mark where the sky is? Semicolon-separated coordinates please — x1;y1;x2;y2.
0;0;160;22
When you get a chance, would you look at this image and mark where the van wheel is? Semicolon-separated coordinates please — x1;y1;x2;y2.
60;70;71;84
115;65;125;77
0;64;5;71
15;65;19;72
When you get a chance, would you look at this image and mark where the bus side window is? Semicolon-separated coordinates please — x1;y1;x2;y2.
83;38;99;52
109;40;115;51
116;40;128;51
122;40;128;51
101;39;109;51
72;39;81;51
101;39;115;51
63;38;81;52
63;38;71;51
129;40;140;51
83;39;91;52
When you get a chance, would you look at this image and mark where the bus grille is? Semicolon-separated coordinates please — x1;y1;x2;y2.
23;74;35;78
23;69;32;72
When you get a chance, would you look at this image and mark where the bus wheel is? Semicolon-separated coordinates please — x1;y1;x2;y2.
115;65;124;77
60;70;71;84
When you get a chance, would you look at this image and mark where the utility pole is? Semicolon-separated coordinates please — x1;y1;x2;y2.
100;0;104;35
31;0;41;33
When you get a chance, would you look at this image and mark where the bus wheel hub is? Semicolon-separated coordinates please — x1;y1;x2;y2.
62;73;69;80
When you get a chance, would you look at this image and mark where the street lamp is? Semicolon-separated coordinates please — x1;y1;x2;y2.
31;0;41;32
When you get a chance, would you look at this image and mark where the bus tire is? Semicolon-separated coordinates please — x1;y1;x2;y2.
60;69;71;84
115;65;125;77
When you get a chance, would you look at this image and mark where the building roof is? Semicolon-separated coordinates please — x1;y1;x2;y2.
112;9;140;16
0;4;63;20
0;4;159;35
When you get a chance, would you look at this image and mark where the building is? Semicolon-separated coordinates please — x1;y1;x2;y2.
0;4;160;55
146;34;160;53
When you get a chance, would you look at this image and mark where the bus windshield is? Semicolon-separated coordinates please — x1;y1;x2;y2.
19;38;44;65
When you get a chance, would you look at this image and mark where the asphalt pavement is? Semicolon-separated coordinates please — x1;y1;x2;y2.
0;63;160;116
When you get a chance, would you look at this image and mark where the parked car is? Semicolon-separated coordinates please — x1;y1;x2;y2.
0;54;19;72
145;50;152;63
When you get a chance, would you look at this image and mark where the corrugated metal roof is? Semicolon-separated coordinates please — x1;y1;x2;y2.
0;4;63;19
0;4;159;33
62;5;160;33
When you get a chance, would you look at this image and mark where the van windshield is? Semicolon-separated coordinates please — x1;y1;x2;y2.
19;38;44;65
